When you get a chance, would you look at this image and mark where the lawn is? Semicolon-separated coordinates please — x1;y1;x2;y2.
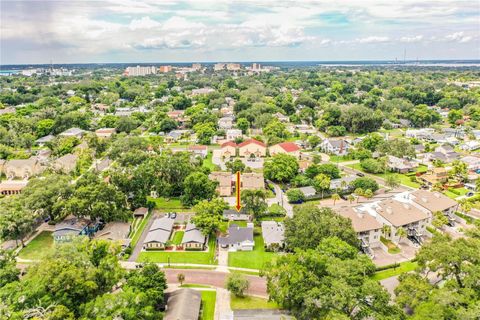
380;236;401;254
443;187;468;199
137;237;216;265
203;151;219;171
228;234;278;270
200;291;216;320
130;211;152;248
172;231;184;245
346;163;423;188
230;295;278;310
329;155;352;163
147;196;189;211
18;231;54;260
372;261;418;281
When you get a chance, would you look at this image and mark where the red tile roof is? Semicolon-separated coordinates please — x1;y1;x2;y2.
221;141;237;148
188;145;208;150
276;142;300;152
238;139;266;148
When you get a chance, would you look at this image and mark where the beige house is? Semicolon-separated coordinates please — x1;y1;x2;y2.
95;128;116;138
3;158;43;179
269;142;301;158
336;207;382;254
209;171;233;196
242;172;264;190
219;141;237;160
375;199;429;244
410;190;458;224
238;139;266;158
0;180;28;195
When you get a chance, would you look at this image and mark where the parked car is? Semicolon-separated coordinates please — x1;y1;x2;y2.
356;172;365;177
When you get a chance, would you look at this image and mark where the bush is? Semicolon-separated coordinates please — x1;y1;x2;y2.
350;177;379;192
286;189;305;203
226;273;250;297
360;158;385;174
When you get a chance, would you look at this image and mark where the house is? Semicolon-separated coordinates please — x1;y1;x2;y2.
238;139;266;158
95;128;116;138
461;155;480;171
387;155;418;173
226;129;242;141
320;139;349;156
336;207;382;254
59;127;86;139
95;222;131;248
275;112;289;123
53;154;78;173
269;142;301;158
410;190;458;225
460;141;480;151
133;207;148;217
298;186;316;198
261;221;285;250
375;199;429;244
188;145;208;158
405;128;434;140
143;217;175;250
191;87;215;96
0;180;28;196
419;167;448;186
218;116;234;129
53;217;97;242
94;158;112;172
222;209;249;221
219;141;237;160
3;158;43;179
242;172;264;190
330;176;356;191
414;144;426;154
218;223;254;251
35;134;55;146
209;171;232;196
181;222;206;250
426;145;460;163
164;289;202;320
166;130;190;142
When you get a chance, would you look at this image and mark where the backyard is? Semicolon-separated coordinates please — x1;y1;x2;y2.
228;233;278;270
371;261;418;281
137;237;216;265
146;196;189;211
347;163;428;188
18;231;54;260
202;151;219;171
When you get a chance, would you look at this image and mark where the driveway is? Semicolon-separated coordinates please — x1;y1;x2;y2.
270;182;293;217
128;211;157;261
372;244;418;267
163;269;268;297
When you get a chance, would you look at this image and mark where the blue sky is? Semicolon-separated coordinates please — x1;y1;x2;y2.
1;0;479;64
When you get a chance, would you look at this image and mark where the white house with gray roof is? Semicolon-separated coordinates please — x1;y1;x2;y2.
261;221;285;251
182;222;206;250
320;138;350;155
218;223;254;251
143;217;175;250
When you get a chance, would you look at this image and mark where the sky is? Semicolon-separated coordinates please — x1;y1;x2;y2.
1;0;479;64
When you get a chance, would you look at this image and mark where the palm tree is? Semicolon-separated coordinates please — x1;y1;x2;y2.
363;189;374;201
314;174;331;199
396;227;407;242
354;188;364;203
432;211;449;229
382;225;391;238
331;193;340;206
347;194;355;204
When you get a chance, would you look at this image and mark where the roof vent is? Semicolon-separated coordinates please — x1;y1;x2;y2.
386;208;393;214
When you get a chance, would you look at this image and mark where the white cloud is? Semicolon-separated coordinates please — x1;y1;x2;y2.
400;35;423;43
446;32;473;43
129;17;161;30
355;36;390;44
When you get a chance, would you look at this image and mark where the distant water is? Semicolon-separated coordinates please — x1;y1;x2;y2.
1;60;479;70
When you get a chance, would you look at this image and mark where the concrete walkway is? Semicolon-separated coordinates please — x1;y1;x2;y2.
215;288;234;320
271;182;293;217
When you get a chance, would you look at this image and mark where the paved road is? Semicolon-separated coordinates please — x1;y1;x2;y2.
270;182;293;217
163;269;268;297
128;212;157;261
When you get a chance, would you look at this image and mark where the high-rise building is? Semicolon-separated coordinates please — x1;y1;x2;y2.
226;63;241;71
214;63;225;71
159;65;172;73
125;66;157;76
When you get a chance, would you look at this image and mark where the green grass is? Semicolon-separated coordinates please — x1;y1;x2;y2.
230;295;278;310
229;220;247;227
329;155;352;163
163;266;216;270
346;163;422;188
181;283;212;288
372;261;418;281
200;290;216;320
131;211;152;248
455;211;474;224
443;187;468;199
380;236;401;254
203;151;219;171
172;231;184;245
18;231;54;260
147;196;188;211
228;234;278;270
138;237;216;265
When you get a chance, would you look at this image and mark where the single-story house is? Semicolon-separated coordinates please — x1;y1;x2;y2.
219;141;237;160
3;158;43;179
209;171;233;196
164;289;202;320
181;222;206;250
143;217;175;250
460;141;480;151
261;221;285;250
53;217;98;242
387;155;418;173
218;116;234;129
298;186;316;198
226;129;242;141
330;176;356;191
133;207;148;217
242;172;265;190
218;223;254;251
95;222;131;248
419;167;448;186
269;142;301;158
0;180;28;196
35;134;55;146
95;128;116;138
222;209;250;221
461;155;480;171
59;127;86;139
53;153;78;173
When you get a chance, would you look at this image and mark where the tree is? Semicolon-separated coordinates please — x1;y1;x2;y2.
396;226;407;242
177;273;185;286
331;193;340;206
284;205;358;250
450;160;468;182
241;189;268;219
193;122;216;145
447;109;463;125
264;237;403;319
382;225;391;238
354;187;364;203
307;135;321;149
181;172;217;206
432;211;449;229
225;159;246;173
264;119;289;143
305;163;341;179
360;158;385;173
264;154;299;183
124;263;167;309
236;117;250;134
406;104;441;127
351;177;379;192
358;133;383;151
313;173;331;198
0;197;36;247
385;174;400;189
0;249;19;289
226;273;249;298
286;189;305;203
347;194;355;204
191;198;229;235
376;139;416;158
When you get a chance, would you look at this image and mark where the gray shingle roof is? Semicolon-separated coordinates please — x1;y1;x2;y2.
144;217;174;244
182;222;206;244
218;224;253;245
261;221;284;246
